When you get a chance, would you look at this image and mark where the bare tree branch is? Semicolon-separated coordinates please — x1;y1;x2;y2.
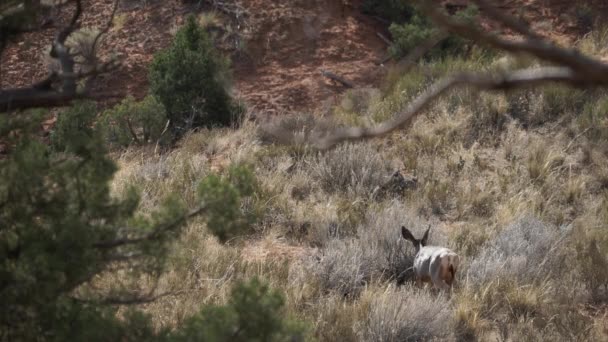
320;69;355;88
126;118;140;144
266;1;608;150
0;0;122;112
302;67;579;149
90;0;120;59
376;31;392;46
55;0;82;46
93;206;207;249
0;88;121;111
71;290;184;306
417;1;608;80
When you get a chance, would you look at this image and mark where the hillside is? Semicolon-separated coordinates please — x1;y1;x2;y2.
3;0;608;114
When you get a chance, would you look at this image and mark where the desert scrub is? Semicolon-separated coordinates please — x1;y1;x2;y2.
335;88;381;126
465;216;571;286
466;93;509;146
308;202;438;297
578;94;608;142
449;222;490;258
358;285;452;342
508;85;589;126
526;142;565;185
423;179;452;216
112;150;208;210
372;67;428;122
311;143;392;198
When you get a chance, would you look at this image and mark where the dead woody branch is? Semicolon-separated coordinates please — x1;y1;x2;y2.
0;0;121;112
320;69;355;88
267;0;608;149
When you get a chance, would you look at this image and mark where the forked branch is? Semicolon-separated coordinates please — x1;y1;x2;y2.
307;67;578;149
267;0;608;149
0;0;121;112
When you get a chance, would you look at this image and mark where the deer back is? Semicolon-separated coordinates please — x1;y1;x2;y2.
413;246;459;281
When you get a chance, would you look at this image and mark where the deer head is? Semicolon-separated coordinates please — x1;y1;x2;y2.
401;225;430;253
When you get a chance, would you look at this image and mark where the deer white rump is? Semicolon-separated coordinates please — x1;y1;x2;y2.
402;226;460;290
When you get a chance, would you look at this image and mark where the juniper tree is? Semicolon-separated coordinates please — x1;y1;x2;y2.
149;15;242;137
0;104;305;341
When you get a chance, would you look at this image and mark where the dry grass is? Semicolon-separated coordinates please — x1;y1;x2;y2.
310;143;392;198
465;216;571;286
306;202;442;297
358;285;452;342
103;50;608;341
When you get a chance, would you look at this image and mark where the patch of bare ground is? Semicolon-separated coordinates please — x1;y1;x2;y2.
233;0;387;115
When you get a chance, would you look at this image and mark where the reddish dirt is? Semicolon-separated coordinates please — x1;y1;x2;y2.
232;0;387;115
1;0;388;115
2;0;608;115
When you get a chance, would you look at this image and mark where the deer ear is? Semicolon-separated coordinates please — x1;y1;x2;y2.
401;226;416;244
421;224;431;246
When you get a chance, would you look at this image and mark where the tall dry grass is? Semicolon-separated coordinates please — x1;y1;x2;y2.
102;31;608;340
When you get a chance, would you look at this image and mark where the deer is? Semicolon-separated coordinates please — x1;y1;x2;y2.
401;225;460;291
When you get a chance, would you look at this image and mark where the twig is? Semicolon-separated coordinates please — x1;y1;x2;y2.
564;127;591;153
298;67;576;149
93;206;207;249
471;0;543;41
154;119;171;155
266;1;608;150
71;290;185;306
376;31;392;46
91;0;120;59
0;0;122;112
418;1;608;81
320;69;354;88
376;54;392;65
55;0;82;46
126;118;140;144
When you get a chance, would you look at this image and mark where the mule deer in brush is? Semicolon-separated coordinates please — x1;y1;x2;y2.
401;225;460;291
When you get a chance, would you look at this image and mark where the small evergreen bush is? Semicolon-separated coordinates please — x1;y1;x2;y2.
50;100;97;152
100;95;169;148
361;0;415;23
199;164;259;242
389;6;479;59
149;15;242;137
174;278;306;341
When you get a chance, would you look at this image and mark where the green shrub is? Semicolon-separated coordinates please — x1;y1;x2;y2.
575;4;596;33
50;101;97;152
149;15;241;137
3;106;303;341
198;164;259;242
388;6;478;59
100;95;169;148
361;0;415;23
172;278;307;341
